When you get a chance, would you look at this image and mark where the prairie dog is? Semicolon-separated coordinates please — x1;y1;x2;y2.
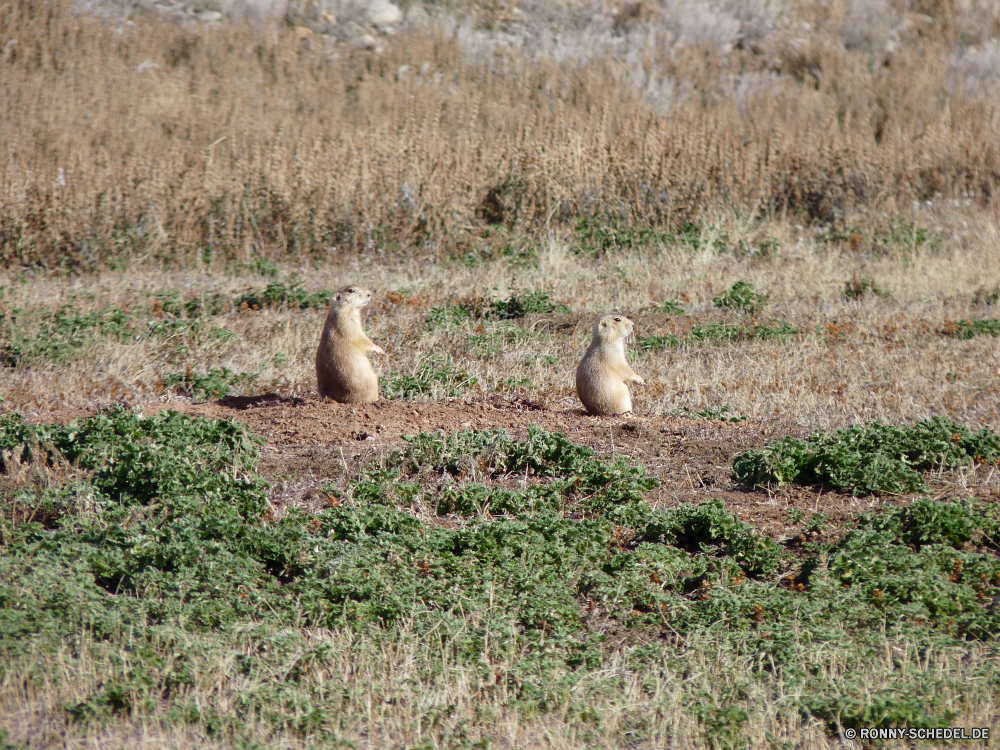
316;285;384;403
575;314;645;415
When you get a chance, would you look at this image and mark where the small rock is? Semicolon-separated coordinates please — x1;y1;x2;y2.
2;38;17;63
294;25;312;39
135;59;160;73
353;34;378;50
367;0;402;27
196;10;222;22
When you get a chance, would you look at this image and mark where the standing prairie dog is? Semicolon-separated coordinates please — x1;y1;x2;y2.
316;285;384;403
575;314;645;415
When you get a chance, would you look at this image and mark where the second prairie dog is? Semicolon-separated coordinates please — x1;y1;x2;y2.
316;285;384;403
575;314;645;415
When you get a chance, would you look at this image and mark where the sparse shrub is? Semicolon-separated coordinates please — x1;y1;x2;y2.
429;289;568;329
844;276;884;300
572;218;677;257
942;318;1000;339
688;321;797;344
0;305;134;367
670;405;747;422
154;290;230;318
654;299;686;315
822;218;939;256
384;358;479;399
638;499;785;576
734;417;1000;495
640;320;796;350
164;367;257;401
235;278;332;311
713;281;768;315
786;507;806;524
974;287;1000;306
805;512;828;535
497;376;533;392
427;305;473;330
487;289;570;319
639;333;680;350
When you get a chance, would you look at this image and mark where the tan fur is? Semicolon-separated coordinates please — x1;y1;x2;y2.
575;314;644;415
316;285;384;403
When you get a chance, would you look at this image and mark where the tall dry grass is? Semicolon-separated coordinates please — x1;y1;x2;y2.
2;0;999;269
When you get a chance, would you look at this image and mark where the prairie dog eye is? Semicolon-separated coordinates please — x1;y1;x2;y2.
614;317;622;322
347;288;356;293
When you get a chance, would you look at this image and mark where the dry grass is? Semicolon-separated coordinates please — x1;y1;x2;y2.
2;622;996;749
2;209;998;430
2;0;1000;268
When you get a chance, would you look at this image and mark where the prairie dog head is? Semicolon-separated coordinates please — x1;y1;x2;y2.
592;313;635;345
331;285;373;311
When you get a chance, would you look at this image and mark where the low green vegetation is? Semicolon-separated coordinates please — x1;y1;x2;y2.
2;410;1000;745
652;299;686;315
0;304;134;366
164;367;258;401
428;289;569;329
944;318;1000;339
734;416;1000;495
640;322;798;351
384;357;479;399
670;405;747;422
0;295;244;369
572;218;681;257
234;277;333;311
844;276;885;300
154;289;232;318
821;216;940;255
713;280;769;315
688;321;798;343
640;282;797;351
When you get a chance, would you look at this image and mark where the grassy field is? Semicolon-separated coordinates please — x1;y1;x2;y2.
2;0;1000;747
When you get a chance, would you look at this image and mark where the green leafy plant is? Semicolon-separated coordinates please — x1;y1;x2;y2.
572;218;677;257
713;281;768;315
639;333;680;350
844;276;884;300
154;290;231;318
429;289;569;329
734;417;1000;495
426;305;473;329
670;405;747;422
653;299;686;315
0;305;134;367
164;367;257;401
943;318;1000;339
786;507;806;524
235;277;332;311
486;289;570;319
384;358;479;398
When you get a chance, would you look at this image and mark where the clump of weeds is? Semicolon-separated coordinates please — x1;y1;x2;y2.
734;416;1000;495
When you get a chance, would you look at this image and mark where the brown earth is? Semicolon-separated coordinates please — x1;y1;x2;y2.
15;393;995;545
